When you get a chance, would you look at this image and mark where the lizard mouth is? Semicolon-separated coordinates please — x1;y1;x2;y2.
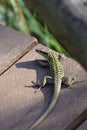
36;49;48;58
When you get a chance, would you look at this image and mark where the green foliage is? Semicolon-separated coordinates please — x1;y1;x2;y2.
0;0;67;54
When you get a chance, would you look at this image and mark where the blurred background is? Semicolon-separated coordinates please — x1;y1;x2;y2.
0;0;67;54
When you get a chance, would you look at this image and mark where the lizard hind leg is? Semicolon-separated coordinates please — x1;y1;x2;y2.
39;76;53;89
62;76;75;88
35;76;53;93
43;76;53;85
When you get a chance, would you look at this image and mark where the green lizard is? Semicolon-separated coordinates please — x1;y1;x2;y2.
28;49;74;130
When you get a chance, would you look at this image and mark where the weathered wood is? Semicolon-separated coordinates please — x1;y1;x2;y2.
0;25;37;75
0;42;87;130
25;0;87;70
64;109;87;130
77;120;87;130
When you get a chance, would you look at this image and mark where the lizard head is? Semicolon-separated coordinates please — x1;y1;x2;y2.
36;49;49;60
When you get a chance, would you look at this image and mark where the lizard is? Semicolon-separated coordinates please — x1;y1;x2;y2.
28;49;74;130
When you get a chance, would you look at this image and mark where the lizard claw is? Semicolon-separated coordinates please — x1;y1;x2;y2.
34;86;42;93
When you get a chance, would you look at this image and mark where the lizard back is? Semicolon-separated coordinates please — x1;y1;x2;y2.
29;50;64;130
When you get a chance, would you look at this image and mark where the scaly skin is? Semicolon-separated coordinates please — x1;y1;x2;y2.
28;49;64;130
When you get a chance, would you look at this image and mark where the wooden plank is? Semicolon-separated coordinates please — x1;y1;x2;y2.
77;121;87;130
0;25;38;75
0;44;87;130
64;109;87;130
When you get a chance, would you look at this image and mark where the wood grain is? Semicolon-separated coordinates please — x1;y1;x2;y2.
0;25;37;75
0;43;87;130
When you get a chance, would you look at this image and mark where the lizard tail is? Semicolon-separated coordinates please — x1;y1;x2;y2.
28;80;61;130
